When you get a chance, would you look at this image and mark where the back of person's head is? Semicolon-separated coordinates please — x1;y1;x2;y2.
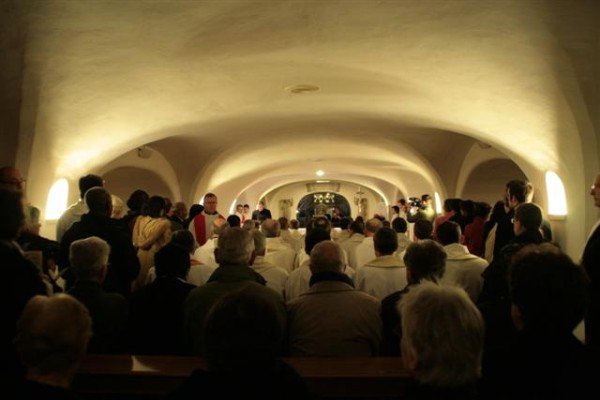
399;282;484;387
0;189;24;240
443;198;454;213
437;221;461;246
203;286;283;371
506;180;533;205
145;195;166;218
514;203;543;232
170;229;196;254
365;218;383;235
340;217;352;230
414;219;434;240
278;217;289;230
24;206;42;234
304;228;331;255
216;227;254;266
448;198;462;213
188;204;204;220
350;220;365;235
15;294;92;379
242;219;256;232
69;236;110;282
154;243;190;279
355;215;364;224
310;241;343;274
252;230;267;256
510;244;589;333
490;200;506;223
227;214;241;228
403;240;446;284
126;190;149;213
78;174;103;199
421;194;432;204
374;227;398;255
85;187;112;216
392;205;400;214
173;201;187;218
474;202;492;219
260;219;280;238
460;200;475;216
164;197;173;215
312;216;331;233
290;219;299;229
392;217;408;234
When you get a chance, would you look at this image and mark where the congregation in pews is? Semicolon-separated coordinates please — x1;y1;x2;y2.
2;165;599;399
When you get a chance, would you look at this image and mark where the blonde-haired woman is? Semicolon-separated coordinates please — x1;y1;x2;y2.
132;196;171;290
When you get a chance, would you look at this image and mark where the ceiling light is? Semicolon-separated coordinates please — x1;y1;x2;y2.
316;180;330;183
285;84;320;94
316;170;325;177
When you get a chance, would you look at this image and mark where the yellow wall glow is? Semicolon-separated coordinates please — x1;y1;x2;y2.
44;179;69;220
545;171;567;216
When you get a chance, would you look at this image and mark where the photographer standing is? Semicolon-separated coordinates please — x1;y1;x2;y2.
406;194;436;225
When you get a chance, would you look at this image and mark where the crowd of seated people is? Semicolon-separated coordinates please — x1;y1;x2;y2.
2;164;600;399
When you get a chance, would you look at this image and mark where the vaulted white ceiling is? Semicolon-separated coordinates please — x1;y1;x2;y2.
2;0;598;256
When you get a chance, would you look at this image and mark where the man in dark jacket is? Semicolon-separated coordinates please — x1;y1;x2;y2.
184;227;284;355
67;236;128;353
0;188;47;386
59;187;139;298
478;203;546;353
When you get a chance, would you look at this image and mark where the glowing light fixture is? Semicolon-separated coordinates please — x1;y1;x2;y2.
44;179;69;220
316;170;325;177
434;192;443;215
545;171;567;216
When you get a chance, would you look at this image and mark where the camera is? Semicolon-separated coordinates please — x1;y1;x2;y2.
408;197;422;208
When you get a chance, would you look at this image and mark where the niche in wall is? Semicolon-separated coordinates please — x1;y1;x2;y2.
461;159;528;205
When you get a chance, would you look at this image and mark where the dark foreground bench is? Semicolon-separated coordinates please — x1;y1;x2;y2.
74;355;411;398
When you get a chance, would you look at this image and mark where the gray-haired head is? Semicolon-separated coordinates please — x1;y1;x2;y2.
216;227;255;266
399;282;484;387
15;294;92;377
69;236;110;281
309;241;343;274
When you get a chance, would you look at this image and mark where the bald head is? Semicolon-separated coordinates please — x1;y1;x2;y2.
0;166;25;192
309;241;343;274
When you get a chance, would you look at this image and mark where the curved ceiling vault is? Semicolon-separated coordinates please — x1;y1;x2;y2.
7;0;598;257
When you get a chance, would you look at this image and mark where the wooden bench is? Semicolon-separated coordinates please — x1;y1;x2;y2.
74;355;411;398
